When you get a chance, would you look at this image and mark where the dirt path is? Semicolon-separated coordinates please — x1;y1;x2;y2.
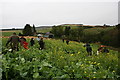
0;36;38;38
0;30;20;32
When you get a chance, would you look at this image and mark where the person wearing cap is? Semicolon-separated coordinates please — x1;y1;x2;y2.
6;33;20;52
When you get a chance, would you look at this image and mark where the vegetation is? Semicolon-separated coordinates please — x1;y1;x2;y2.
1;38;119;79
51;25;119;48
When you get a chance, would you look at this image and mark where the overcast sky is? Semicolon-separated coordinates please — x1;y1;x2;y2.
0;0;119;29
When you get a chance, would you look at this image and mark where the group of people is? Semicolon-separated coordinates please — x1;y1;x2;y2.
6;33;45;52
6;33;109;55
83;43;109;56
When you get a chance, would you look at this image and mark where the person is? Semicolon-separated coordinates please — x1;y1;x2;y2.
6;32;20;52
30;38;35;46
97;47;103;55
103;47;109;53
20;36;26;46
36;36;41;42
23;41;29;49
66;40;69;45
62;39;64;43
39;37;45;50
84;43;92;56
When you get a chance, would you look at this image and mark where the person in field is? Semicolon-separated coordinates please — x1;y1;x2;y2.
103;47;109;53
6;32;20;52
62;39;64;43
66;40;69;45
36;36;41;42
97;47;103;55
30;38;35;46
39;37;45;50
84;43;92;56
20;36;26;46
96;45;109;55
23;41;29;49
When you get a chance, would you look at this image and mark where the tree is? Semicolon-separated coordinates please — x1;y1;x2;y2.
51;26;64;37
64;26;71;36
33;24;36;33
23;24;33;36
33;24;37;36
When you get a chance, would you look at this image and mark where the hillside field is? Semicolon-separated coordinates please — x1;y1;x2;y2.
0;38;119;79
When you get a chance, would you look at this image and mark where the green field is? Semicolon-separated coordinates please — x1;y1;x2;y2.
36;28;52;33
1;30;22;36
1;28;52;37
0;38;118;79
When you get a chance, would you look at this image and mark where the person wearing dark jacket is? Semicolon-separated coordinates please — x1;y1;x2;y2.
66;40;69;45
103;47;109;53
6;33;20;52
30;38;35;46
84;43;92;56
62;39;64;43
39;37;45;50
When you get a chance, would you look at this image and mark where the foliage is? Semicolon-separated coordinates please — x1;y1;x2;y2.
51;25;119;48
33;24;36;33
1;38;119;79
51;26;64;37
64;27;71;36
23;24;33;36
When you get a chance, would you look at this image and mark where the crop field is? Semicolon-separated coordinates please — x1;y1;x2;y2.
0;37;119;79
1;30;22;37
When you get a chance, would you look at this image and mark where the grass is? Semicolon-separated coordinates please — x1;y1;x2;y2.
36;28;52;33
1;30;22;36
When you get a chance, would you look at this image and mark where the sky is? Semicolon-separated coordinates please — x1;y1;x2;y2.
0;0;119;29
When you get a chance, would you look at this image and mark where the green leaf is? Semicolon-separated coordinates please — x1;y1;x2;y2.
33;72;39;78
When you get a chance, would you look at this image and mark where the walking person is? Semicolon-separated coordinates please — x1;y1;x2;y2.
84;43;92;56
62;39;64;43
39;37;45;50
66;39;69;45
30;38;35;46
6;33;20;52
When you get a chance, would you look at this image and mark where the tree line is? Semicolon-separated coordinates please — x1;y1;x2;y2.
51;24;120;48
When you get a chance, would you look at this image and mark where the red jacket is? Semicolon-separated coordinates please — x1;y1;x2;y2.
23;41;28;49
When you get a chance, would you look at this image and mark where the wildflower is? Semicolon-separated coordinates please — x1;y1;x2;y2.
112;71;115;72
97;63;100;65
93;77;96;78
84;71;86;73
93;72;96;74
107;53;110;55
94;62;96;64
70;54;74;56
78;52;80;54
